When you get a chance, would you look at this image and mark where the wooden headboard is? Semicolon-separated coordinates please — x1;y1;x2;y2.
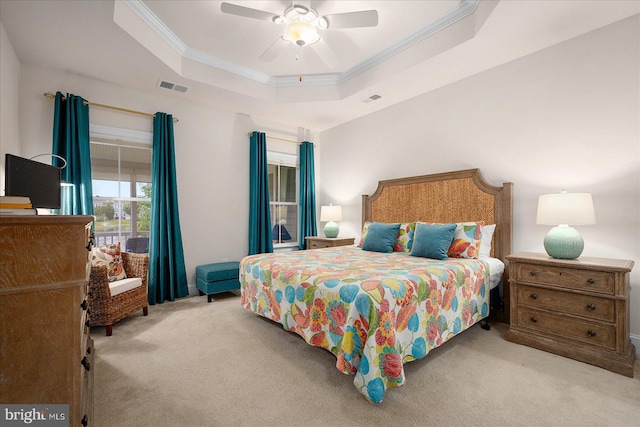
361;169;514;323
361;169;513;263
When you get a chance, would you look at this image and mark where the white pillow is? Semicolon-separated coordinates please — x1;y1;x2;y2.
479;224;496;257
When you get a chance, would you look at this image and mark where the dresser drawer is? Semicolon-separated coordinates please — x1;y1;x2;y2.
515;263;614;294
305;237;354;249
517;307;616;350
308;240;326;249
517;285;614;322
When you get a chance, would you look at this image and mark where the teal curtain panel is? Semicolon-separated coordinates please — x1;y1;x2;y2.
248;131;273;255
148;112;188;304
52;91;94;215
298;141;317;249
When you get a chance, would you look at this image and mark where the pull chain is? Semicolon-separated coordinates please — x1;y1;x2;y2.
296;47;303;82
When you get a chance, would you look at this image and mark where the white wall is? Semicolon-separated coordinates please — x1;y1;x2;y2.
0;21;21;188
319;16;640;338
11;62;306;292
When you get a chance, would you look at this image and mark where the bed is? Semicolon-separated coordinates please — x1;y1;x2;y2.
240;169;513;403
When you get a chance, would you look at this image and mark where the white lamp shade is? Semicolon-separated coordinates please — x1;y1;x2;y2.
320;205;342;222
284;21;319;46
536;192;596;225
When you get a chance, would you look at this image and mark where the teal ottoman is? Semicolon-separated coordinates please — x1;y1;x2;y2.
195;261;240;303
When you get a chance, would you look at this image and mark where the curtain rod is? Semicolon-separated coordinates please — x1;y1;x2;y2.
44;92;179;123
247;132;300;145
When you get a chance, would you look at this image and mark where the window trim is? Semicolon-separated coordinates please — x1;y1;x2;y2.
268;151;299;249
90;125;153;251
90;124;152;145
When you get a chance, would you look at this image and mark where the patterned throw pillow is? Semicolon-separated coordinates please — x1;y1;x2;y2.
358;222;371;248
91;242;127;282
360;221;416;252
447;221;484;259
393;222;416;252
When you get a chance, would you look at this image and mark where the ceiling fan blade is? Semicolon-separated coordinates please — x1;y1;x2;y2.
322;10;378;29
220;2;277;22
259;37;289;62
309;38;341;68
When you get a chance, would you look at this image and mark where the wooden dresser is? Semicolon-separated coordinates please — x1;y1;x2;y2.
305;236;355;249
0;215;95;426
506;252;635;377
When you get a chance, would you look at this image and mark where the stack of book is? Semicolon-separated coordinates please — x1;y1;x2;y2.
0;196;37;215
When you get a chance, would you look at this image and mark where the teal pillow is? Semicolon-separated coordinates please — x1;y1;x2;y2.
410;223;457;260
362;222;401;253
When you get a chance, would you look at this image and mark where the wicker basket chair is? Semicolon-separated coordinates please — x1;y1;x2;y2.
89;251;149;336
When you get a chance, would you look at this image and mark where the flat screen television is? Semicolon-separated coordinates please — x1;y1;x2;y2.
4;154;62;209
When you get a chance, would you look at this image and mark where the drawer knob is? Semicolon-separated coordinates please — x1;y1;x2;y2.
530;316;537;323
529;271;537;277
81;415;88;427
587;330;597;337
586;278;595;284
81;356;91;371
529;293;538;300
86;233;95;252
586;303;597;311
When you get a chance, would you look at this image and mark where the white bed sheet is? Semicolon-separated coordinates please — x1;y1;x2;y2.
479;255;505;290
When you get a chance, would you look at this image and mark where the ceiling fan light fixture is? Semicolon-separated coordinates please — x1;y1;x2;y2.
220;1;378;66
317;16;328;30
284;20;319;46
291;5;309;15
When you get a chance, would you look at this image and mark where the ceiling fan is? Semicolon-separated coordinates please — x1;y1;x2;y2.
220;2;379;68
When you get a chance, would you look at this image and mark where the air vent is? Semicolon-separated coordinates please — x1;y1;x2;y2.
158;80;175;90
157;80;189;93
361;94;381;103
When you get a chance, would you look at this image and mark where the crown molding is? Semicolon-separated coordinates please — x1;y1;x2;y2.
183;47;273;84
123;0;187;54
121;0;480;88
270;74;340;87
337;0;479;84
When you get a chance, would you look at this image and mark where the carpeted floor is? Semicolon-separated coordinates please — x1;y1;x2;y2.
92;293;640;427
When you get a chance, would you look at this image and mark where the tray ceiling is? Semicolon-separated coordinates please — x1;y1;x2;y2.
1;1;637;131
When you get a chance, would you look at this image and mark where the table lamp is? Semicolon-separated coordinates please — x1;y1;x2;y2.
536;190;596;259
320;204;342;238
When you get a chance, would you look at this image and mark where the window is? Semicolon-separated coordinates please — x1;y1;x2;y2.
268;152;298;247
90;130;152;253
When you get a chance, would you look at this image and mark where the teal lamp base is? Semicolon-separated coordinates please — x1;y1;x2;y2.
543;225;584;259
324;221;339;238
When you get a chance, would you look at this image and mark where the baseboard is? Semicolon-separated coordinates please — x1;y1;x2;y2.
631;333;640;355
188;283;199;296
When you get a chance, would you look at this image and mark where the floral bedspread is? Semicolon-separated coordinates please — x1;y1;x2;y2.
240;245;490;403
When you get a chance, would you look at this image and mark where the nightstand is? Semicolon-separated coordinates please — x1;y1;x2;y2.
505;252;635;377
305;236;355;249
